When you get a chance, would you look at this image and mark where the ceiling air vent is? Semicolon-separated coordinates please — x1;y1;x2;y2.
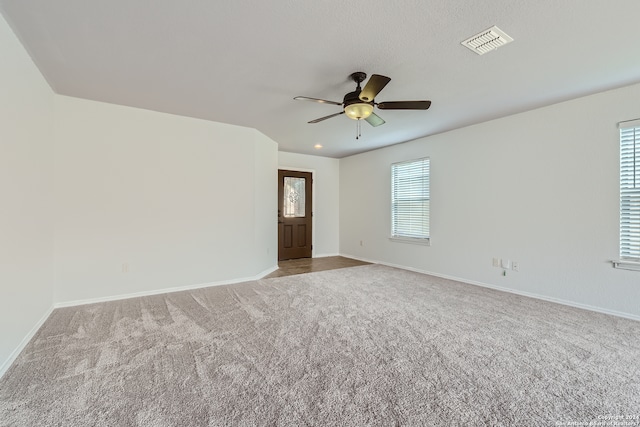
462;26;513;55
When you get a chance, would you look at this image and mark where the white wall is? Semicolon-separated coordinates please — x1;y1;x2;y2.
0;13;54;372
0;9;278;371
53;96;278;303
254;133;279;270
340;82;640;319
278;152;340;257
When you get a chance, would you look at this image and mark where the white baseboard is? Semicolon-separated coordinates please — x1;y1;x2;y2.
55;265;279;309
256;265;279;278
341;253;640;322
313;253;340;258
0;305;54;379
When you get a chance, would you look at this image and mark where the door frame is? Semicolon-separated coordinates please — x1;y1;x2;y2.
278;166;316;259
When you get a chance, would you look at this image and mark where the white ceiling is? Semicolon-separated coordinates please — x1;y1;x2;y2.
2;0;640;158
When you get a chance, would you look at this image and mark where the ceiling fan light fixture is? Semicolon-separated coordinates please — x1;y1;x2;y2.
344;102;374;120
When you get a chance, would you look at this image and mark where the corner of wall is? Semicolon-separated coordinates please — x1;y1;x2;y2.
0;10;56;377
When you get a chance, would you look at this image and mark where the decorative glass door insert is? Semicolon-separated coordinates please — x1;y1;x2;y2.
283;177;306;217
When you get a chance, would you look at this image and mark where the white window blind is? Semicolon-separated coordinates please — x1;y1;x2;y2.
391;158;430;241
620;122;640;260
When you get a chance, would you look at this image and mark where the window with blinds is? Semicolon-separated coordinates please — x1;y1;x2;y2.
391;158;430;242
620;121;640;261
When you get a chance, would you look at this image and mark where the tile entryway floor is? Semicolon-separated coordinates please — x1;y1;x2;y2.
264;256;370;279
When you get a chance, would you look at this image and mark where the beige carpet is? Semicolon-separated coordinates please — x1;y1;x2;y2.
1;265;639;426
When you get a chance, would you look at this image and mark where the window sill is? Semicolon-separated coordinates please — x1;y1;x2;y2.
389;236;430;246
612;260;640;271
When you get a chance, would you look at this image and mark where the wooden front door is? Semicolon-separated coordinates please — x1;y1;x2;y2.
278;170;312;260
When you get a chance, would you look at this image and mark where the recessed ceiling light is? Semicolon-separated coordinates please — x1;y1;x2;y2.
314;144;323;149
462;26;513;55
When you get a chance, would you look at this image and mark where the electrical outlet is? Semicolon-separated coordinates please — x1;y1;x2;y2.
492;258;500;267
512;261;519;272
122;263;129;273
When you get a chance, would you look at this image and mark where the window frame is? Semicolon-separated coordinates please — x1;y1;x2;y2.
390;157;430;246
615;119;640;271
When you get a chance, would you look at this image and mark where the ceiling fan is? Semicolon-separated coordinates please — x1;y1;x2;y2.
294;72;431;136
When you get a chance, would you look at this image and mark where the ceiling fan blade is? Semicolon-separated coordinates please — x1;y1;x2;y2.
365;112;385;127
377;100;432;110
308;111;345;123
359;74;391;102
294;96;342;106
